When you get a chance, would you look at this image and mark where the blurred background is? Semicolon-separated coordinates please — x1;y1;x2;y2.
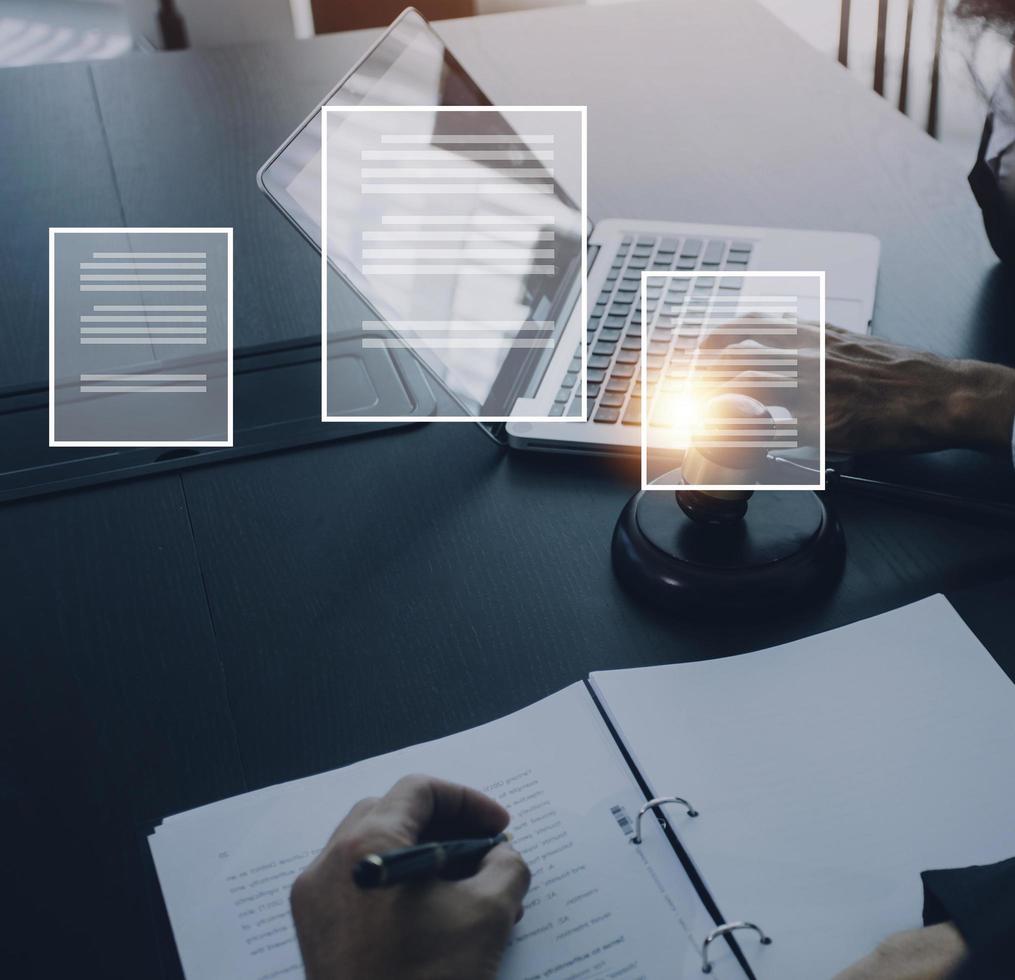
1;0;1011;165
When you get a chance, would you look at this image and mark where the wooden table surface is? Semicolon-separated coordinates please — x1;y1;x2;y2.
2;2;1014;977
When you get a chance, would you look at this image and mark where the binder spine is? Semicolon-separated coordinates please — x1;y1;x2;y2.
628;794;771;973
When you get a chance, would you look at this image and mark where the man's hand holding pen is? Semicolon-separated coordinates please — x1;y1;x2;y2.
291;774;530;980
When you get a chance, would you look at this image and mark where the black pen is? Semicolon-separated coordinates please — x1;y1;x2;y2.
353;832;511;888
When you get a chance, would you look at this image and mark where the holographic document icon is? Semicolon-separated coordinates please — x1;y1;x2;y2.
50;228;232;446
640;271;824;491
321;107;587;422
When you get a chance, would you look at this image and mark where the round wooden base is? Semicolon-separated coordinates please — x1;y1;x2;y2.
612;490;845;615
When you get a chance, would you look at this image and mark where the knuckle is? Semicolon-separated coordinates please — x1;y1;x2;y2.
335;817;408;860
505;850;532;888
289;868;316;914
473;887;515;922
393;773;429;794
344;796;380;825
334;830;373;864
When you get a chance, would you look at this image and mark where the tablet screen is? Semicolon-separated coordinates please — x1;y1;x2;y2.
259;10;496;250
258;9;585;419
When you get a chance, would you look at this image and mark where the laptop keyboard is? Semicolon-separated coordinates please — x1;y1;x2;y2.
552;234;753;423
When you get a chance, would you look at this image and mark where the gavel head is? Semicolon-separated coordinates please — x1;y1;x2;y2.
676;393;775;525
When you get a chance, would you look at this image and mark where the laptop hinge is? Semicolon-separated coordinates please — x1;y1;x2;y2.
477;421;509;446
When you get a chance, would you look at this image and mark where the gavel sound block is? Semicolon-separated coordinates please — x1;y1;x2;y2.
611;394;845;614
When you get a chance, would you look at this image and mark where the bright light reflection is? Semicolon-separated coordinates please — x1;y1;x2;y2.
652;389;704;449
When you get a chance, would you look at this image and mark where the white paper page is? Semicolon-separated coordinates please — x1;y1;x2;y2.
150;683;744;980
591;596;1015;980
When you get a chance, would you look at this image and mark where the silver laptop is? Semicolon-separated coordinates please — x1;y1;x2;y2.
258;8;879;455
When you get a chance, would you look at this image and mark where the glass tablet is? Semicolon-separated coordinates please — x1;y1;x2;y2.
257;8;585;424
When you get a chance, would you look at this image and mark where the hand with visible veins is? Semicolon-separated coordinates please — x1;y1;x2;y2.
696;320;1015;455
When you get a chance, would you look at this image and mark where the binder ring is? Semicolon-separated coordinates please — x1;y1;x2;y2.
630;796;698;844
701;921;772;974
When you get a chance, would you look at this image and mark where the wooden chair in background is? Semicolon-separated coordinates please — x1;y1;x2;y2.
152;0;475;50
309;0;475;35
838;0;948;137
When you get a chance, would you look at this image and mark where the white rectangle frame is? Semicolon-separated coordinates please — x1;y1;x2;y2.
640;270;825;492
320;105;588;423
49;227;234;448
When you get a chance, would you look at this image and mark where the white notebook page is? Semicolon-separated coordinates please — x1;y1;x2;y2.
591;595;1015;979
150;683;744;980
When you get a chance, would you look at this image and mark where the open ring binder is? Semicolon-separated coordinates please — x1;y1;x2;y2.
626;795;768;973
629;795;699;844
701;921;772;974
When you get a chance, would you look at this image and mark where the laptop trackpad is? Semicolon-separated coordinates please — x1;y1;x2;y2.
798;296;867;334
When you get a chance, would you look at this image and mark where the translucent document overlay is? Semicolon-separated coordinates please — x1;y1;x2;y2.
640;271;825;491
321;107;586;421
49;228;232;446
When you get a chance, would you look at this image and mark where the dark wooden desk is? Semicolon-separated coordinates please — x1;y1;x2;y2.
2;2;1014;977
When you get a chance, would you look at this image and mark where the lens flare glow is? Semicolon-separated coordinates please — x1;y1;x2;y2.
654;390;705;448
